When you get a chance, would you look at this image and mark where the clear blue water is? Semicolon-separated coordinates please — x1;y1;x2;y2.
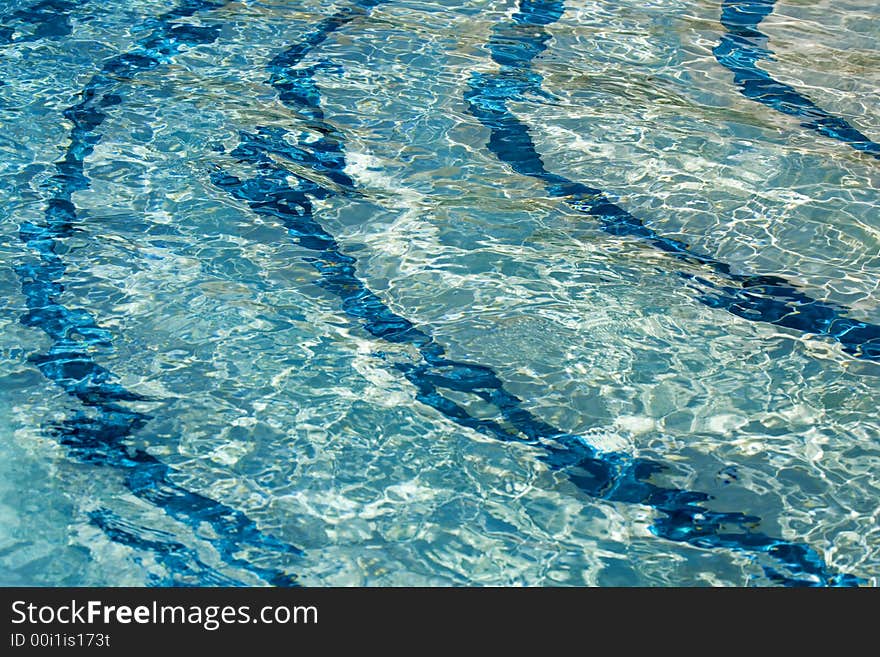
1;0;878;586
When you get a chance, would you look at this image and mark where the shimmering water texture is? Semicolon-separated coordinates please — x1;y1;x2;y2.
13;0;301;586
715;0;880;160
1;0;879;587
466;0;880;362
0;1;85;46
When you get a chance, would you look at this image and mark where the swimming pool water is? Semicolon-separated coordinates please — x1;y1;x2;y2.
1;0;878;586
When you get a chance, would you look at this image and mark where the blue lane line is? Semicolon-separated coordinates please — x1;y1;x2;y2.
463;0;880;362
16;0;301;587
0;0;87;46
715;0;880;159
88;509;242;587
211;1;859;586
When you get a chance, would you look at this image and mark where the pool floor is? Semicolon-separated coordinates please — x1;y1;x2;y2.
1;0;879;586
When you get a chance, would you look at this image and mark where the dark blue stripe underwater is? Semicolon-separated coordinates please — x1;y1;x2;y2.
89;509;242;587
211;1;860;585
16;0;301;587
464;0;880;364
714;0;880;160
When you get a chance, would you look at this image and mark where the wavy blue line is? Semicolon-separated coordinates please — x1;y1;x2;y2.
464;0;880;364
714;0;880;159
210;0;859;585
88;509;242;587
16;0;301;587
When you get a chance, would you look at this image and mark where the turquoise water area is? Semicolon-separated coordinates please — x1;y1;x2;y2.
1;0;878;586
